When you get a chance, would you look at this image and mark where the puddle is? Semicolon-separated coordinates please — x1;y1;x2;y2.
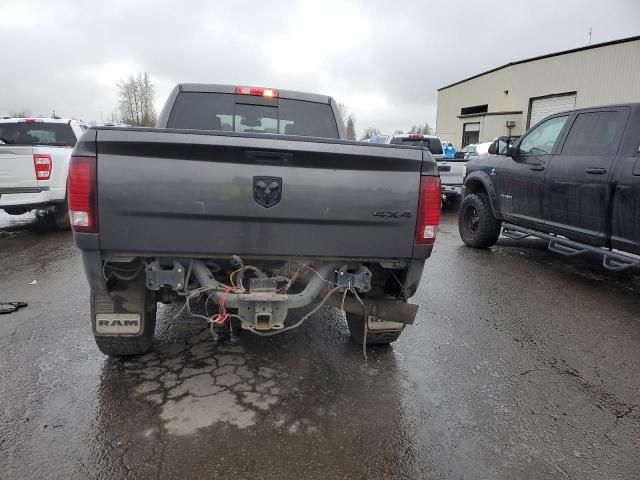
112;333;290;435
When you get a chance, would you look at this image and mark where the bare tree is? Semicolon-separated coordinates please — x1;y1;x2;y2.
139;73;156;126
361;127;381;140
108;110;120;124
335;102;357;140
407;122;434;135
117;77;136;125
337;102;348;126
10;109;32;118
346;115;356;140
393;129;404;134
117;72;156;127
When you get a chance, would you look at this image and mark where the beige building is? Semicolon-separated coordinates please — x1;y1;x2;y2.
436;35;640;148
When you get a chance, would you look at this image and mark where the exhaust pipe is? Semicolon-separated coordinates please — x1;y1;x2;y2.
191;260;340;310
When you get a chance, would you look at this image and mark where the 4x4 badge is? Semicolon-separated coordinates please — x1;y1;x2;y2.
253;176;282;208
373;210;412;218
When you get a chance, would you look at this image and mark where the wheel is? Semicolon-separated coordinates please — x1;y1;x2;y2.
91;279;157;356
53;201;70;230
458;192;501;248
346;312;404;345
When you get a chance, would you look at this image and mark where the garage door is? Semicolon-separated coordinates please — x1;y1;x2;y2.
528;94;577;128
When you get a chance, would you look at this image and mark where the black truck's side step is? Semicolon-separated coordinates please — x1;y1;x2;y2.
502;227;530;240
602;256;637;272
548;239;586;256
501;223;640;271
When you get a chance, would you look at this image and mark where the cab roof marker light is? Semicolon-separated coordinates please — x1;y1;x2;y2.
235;86;279;98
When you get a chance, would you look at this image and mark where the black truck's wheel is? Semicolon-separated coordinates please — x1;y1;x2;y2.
458;193;501;248
346;313;404;345
91;280;157;357
53;201;71;230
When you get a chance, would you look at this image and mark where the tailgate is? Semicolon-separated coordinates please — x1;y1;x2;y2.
437;159;465;186
0;146;36;190
96;129;423;258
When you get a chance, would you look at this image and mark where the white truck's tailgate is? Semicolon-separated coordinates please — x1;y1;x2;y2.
0;146;36;190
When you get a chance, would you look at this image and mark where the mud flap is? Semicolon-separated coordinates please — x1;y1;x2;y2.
328;295;418;328
91;278;148;336
366;316;405;332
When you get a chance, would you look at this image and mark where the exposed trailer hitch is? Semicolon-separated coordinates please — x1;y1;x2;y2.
190;260;372;331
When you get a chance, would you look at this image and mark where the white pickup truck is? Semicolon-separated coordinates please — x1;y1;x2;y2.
0;118;87;229
386;134;466;205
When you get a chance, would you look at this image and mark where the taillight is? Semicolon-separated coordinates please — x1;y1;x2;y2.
415;176;441;244
235;86;278;98
33;154;52;180
67;156;98;233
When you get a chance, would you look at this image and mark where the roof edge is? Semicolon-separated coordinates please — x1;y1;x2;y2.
177;83;331;104
438;34;640;92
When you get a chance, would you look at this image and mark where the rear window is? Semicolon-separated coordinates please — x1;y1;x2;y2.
0;122;77;146
561;112;621;155
390;136;443;154
369;135;389;144
167;92;339;139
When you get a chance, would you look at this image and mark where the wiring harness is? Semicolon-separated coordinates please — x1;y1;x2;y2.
104;257;371;359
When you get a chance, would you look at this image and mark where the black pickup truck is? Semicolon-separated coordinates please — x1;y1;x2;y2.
69;84;441;356
458;103;640;270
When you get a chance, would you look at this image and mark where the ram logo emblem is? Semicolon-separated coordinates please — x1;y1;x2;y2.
253;176;282;208
97;320;139;327
95;314;141;334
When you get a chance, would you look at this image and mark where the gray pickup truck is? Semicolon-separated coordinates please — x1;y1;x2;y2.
69;84;441;356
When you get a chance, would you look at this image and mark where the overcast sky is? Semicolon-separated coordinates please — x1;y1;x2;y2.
1;0;639;136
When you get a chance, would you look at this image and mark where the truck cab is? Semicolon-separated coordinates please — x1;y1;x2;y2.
459;103;640;270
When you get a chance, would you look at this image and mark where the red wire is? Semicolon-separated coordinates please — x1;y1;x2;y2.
212;286;233;325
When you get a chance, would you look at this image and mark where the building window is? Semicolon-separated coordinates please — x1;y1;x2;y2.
461;104;488;116
462;122;480;147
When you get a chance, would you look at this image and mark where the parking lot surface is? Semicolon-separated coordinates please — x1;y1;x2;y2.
0;209;638;480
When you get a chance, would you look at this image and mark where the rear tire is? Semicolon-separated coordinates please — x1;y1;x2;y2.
346;313;403;345
91;280;157;357
53;201;70;230
458;193;501;248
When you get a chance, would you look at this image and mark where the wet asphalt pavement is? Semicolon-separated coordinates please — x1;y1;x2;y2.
0;209;639;480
